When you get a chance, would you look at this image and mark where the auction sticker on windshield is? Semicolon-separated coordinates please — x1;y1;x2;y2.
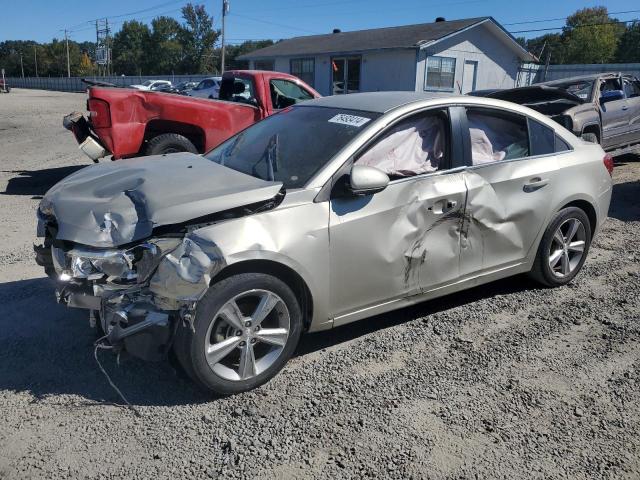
328;114;371;127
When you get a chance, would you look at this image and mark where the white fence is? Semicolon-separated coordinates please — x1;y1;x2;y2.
3;74;214;92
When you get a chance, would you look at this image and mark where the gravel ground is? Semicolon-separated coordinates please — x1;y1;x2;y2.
1;89;639;479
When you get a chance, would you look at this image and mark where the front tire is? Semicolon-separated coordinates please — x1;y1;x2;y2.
144;133;198;156
173;273;303;395
530;207;592;287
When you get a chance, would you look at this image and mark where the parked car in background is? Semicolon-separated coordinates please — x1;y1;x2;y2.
174;81;198;94
130;79;172;91
63;70;319;161
38;92;612;394
188;76;222;99
471;73;640;153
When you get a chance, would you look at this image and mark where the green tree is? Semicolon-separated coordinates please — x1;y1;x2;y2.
147;16;183;74
179;3;219;73
525;33;569;64
112;20;151;75
615;22;640;62
563;7;621;64
222;40;275;70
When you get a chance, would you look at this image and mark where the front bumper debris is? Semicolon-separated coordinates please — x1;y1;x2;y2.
63;111;108;162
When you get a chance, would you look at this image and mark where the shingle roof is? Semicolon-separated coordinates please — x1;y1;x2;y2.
237;17;489;59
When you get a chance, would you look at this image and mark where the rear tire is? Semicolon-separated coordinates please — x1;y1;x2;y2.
173;273;303;396
581;132;598;144
144;133;198;156
530;207;592;287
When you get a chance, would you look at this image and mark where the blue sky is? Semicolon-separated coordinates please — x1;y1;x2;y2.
0;0;637;44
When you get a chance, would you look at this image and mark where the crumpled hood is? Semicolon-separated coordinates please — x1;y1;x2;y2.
482;85;585;106
42;153;283;247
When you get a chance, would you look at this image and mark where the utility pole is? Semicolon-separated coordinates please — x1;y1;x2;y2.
64;29;71;77
221;0;229;74
34;45;38;77
20;53;24;78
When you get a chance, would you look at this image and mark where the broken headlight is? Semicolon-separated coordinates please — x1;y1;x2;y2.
56;238;182;283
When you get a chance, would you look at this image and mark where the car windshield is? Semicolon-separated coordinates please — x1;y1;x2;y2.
553;80;594;100
142;80;154;87
205;107;381;188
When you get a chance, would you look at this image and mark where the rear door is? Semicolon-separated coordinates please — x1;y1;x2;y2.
459;107;560;276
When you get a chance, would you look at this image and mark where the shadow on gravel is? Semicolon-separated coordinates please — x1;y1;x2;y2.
0;275;539;407
1;166;85;196
0;277;210;407
608;180;640;222
297;274;539;356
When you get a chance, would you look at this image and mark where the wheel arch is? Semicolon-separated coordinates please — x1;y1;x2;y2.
210;259;314;331
143;119;206;153
581;123;601;143
558;198;598;239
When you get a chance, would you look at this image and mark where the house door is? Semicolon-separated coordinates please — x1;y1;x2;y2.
332;57;361;94
461;60;478;94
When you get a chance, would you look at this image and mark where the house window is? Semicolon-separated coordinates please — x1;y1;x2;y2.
290;58;315;87
424;56;456;90
254;60;275;71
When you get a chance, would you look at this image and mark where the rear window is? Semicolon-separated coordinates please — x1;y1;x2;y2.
528;119;555;156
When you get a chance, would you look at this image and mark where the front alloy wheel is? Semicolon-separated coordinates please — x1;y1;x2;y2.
174;273;303;395
205;290;290;381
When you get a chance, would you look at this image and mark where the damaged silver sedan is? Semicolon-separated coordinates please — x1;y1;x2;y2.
35;92;613;395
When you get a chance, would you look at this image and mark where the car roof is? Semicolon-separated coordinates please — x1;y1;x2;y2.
298;91;457;113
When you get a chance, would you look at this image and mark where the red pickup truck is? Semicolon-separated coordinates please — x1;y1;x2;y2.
63;70;319;161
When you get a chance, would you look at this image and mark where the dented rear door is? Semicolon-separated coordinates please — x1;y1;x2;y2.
459;108;560;276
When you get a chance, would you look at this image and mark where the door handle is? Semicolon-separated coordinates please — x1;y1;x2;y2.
523;177;549;192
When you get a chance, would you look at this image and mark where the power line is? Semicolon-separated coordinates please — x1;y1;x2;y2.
503;9;640;26
229;12;322;35
509;18;638;34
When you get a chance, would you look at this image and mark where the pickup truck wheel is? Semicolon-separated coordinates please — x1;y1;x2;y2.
144;133;198;156
581;132;598;144
173;273;303;396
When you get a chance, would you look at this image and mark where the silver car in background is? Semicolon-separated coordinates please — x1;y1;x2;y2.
35;92;613;395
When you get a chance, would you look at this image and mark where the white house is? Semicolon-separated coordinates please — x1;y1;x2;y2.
238;17;536;96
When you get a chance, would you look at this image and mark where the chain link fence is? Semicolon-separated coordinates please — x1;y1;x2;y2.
3;75;216;92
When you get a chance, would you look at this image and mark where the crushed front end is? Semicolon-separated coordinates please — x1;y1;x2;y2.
35;206;225;362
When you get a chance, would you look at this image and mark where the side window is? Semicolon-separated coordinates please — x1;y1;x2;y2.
623;78;640;98
601;77;622;94
466;108;529;165
555;135;572;152
202;79;213;89
219;76;257;105
528;119;555;156
355;110;449;178
424;56;456;90
270;79;314;109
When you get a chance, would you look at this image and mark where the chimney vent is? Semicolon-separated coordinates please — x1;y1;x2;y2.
435;17;446;22
333;28;341;33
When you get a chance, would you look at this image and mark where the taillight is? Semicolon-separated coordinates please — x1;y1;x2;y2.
87;98;111;128
603;153;614;177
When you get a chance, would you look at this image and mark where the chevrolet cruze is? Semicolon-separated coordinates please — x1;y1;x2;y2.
35;92;613;395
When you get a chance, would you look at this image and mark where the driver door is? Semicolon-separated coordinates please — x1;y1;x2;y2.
600;76;630;148
328;108;467;323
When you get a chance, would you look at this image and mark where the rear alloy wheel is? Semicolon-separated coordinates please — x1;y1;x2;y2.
174;273;303;395
530;207;592;287
144;133;198;156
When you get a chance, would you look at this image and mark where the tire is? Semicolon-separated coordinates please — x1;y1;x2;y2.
530;207;592;287
144;133;198;156
173;273;303;395
581;132;598;144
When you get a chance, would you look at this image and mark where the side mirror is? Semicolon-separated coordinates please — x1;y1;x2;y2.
348;165;389;196
600;89;624;103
